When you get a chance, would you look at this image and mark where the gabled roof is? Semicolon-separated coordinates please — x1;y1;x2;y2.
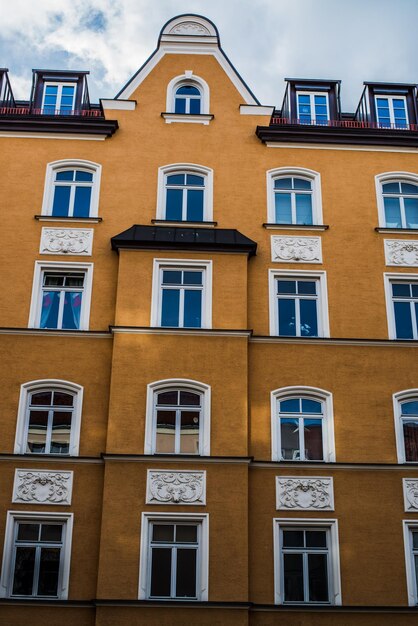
115;14;260;105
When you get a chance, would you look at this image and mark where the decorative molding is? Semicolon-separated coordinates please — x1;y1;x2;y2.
403;479;418;511
384;239;418;266
146;470;206;505
169;21;211;35
271;235;322;263
12;469;73;505
40;228;93;255
276;476;334;510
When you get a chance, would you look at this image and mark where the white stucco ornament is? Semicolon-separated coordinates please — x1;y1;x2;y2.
146;470;206;505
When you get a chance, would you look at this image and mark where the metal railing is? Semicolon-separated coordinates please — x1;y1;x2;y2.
270;117;418;131
0;106;102;117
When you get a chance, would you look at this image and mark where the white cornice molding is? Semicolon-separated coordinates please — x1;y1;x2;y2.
100;99;136;111
0;132;106;141
240;105;274;116
266;141;418;153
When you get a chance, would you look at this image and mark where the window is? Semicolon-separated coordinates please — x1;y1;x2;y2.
0;511;73;599
42;83;76;115
375;95;408;128
267;168;322;225
271;387;335;462
151;260;212;329
166;73;210;116
156;164;213;222
393;390;418;463
41;160;101;218
174;85;201;114
144;379;211;456
14;380;83;456
384;274;418;340
268;270;330;338
403;521;418;605
296;92;329;125
138;513;208;601
376;175;418;229
274;519;341;605
29;261;93;331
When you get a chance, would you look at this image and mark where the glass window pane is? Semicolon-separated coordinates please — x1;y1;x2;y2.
275;193;292;223
53;392;73;407
51;412;72;454
156;411;176;453
401;183;418;194
404;421;418;461
150;548;172;596
176;525;198;543
189;98;201;114
176;549;197;597
304;419;324;460
31;392;52;406
402;401;418;416
161;289;180;327
382;182;400;193
283;553;304;602
293;178;312;190
186;175;204;186
180;411;200;454
166;189;183;221
183;271;203;285
306;530;327;548
179;391;200;406
186;189;204;221
174;98;186;114
157;391;179;405
300;299;318;337
412;532;418;550
184;290;202;328
394;301;414;339
56;171;74;181
37;548;60;596
301;399;322;414
62;292;82;330
280;418;300;459
27;411;48;453
167;174;185;185
282;530;304;547
12;547;36;595
153;525;174;542
44;274;64;287
176;86;200;95
392;283;411;297
73;186;92;218
295;194;313;225
298;281;317;295
40;290;60;328
280;399;300;413
412;285;418;297
384;197;402;228
162;270;182;285
404;198;418;228
40;524;62;542
274;178;293;190
17;523;40;542
278;298;296;336
64;274;84;288
277;280;297;294
52;185;71;216
308;553;329;602
62;86;74;96
75;170;93;182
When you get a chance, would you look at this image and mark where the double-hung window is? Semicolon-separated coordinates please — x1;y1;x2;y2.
381;180;418;229
42;83;76;115
25;388;74;454
389;280;418;339
375;96;408;128
165;173;205;222
273;177;313;225
174;85;202;114
278;397;324;461
154;388;202;454
42;160;101;219
297;93;329;125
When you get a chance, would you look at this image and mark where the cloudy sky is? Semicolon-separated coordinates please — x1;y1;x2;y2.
1;0;417;112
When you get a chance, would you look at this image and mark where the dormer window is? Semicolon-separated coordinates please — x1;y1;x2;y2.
280;80;340;125
375;95;408;128
30;70;91;116
42;83;76;115
174;84;201;114
297;92;329;125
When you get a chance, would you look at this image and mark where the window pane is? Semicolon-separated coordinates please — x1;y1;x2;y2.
150;548;172;596
27;411;48;453
75;170;93;182
176;86;200;96
189;98;201;114
174;98;186;114
176;549;197;597
179;391;200;406
51;411;72;454
153;525;174;542
301;399;322;414
382;182;400;193
413;532;418;550
300;299;318;336
298;281;317;295
31;392;52;406
186;175;204;186
180;411;200;454
306;531;327;548
157;391;178;405
162;270;182;285
394;301;414;339
304;419;323;460
55;170;73;181
404;421;418;461
64;274;84;287
73;186;92;218
62;292;82;330
295;193;313;225
280;418;300;459
166;189;183;221
12;547;36;595
40;291;60;328
187;189;204;221
278;298;296;336
52;186;71;217
176;525;198;543
282;530;304;547
183;271;203;285
167;174;185;185
37;547;60;596
53;392;74;407
40;524;62;542
17;523;40;542
293;178;312;190
156;410;176;453
280;398;300;413
384;197;402;228
404;198;418;228
308;553;329;602
275;193;292;223
402;401;418;415
277;280;297;294
401;183;418;194
161;289;180;327
274;178;293;190
283;553;304;601
184;290;202;327
392;283;411;297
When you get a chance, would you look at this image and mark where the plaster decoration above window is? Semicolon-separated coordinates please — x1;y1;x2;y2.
276;477;334;511
384;240;418;267
271;235;322;263
156;164;213;222
146;470;206;505
376;172;418;229
267;168;323;226
40;228;93;256
403;479;418;511
41;160;101;219
12;470;73;505
164;72;212;124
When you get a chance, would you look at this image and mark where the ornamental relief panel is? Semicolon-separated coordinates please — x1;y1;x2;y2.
384;240;418;267
169;21;211;35
271;235;322;264
403;479;418;511
146;470;206;505
40;227;93;255
276;477;334;510
12;470;73;505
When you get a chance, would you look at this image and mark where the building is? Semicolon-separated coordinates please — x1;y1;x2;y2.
0;12;418;626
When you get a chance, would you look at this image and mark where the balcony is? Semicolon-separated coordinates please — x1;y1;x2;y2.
270;116;418;132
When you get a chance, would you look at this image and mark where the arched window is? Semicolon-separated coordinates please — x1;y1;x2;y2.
394;391;418;462
271;387;335;462
14;380;83;456
164;73;211;124
376;172;418;229
156;164;213;222
41;160;101;218
267;168;323;225
174;84;202;114
145;379;211;456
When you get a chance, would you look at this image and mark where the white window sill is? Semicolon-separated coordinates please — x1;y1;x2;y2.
35;215;102;224
161;113;214;125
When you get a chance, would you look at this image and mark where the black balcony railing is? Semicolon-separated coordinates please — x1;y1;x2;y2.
0;106;103;117
270;116;418;131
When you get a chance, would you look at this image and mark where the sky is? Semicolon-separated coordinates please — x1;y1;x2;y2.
1;0;417;112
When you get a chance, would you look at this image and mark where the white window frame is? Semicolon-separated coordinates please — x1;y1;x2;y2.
14;379;83;456
156;164;213;222
268;269;330;338
41;159;102;218
151;259;212;329
384;272;418;340
375;95;409;128
138;512;209;601
266;168;323;225
273;518;341;605
375;172;418;228
296;91;330;124
42;82;77;114
403;520;418;605
393;389;418;463
166;72;210;115
271;386;335;462
0;510;73;599
28;261;93;331
144;379;211;456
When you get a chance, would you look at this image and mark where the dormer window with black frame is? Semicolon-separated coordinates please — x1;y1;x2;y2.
356;83;418;130
280;79;341;126
30;70;91;116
